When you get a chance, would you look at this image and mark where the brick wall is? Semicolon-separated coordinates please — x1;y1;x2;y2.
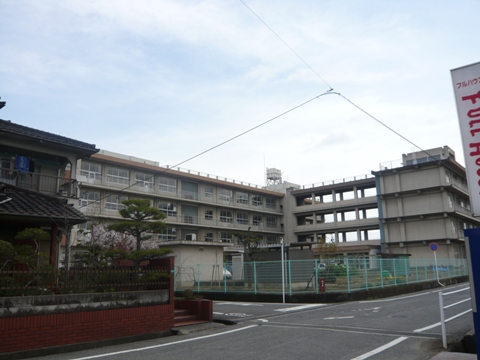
0;257;176;355
0;303;174;354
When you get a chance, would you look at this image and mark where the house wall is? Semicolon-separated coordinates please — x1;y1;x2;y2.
0;257;175;356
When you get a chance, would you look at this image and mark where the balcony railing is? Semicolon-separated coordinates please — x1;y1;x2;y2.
0;167;77;197
79;177;282;213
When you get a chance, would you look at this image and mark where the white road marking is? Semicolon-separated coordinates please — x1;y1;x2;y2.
274;304;327;312
69;325;258;360
216;302;263;306
350;336;409;360
324;316;355;320
414;309;472;332
213;311;224;315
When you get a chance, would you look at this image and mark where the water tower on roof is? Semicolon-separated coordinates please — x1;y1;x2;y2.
266;168;282;186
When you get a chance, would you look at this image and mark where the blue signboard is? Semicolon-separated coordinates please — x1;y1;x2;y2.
464;228;480;353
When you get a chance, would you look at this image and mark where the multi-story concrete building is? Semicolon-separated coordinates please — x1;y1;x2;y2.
373;146;478;260
75;150;285;272
281;176;380;258
73;145;479;264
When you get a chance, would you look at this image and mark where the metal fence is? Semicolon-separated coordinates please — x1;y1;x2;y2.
0;267;171;297
174;258;468;294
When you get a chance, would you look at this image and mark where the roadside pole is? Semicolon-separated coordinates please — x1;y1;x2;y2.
281;237;285;304
464;228;480;358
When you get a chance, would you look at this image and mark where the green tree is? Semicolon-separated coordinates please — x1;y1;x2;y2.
15;228;50;267
108;199;172;269
232;230;264;262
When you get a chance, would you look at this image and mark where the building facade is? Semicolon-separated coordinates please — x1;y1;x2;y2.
75;150;285;269
373;146;478;260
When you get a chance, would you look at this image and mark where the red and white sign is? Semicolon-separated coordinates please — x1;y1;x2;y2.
451;61;480;217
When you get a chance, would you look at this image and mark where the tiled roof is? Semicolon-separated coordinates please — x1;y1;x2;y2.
0;119;98;153
0;182;87;225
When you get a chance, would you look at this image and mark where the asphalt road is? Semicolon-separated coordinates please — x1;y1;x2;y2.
36;283;473;360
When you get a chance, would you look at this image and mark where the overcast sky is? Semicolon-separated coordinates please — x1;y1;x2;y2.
1;1;479;187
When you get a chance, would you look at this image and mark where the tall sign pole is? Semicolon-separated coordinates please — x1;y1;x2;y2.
451;61;480;356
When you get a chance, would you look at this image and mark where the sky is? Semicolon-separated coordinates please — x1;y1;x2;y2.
1;0;479;188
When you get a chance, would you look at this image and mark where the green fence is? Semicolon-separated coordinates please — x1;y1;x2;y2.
174;258;467;294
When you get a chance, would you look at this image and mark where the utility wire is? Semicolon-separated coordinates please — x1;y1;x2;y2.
79;90;336;209
240;0;434;157
337;93;427;154
239;0;333;91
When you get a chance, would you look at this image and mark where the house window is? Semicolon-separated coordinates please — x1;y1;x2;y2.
220;232;232;243
219;188;232;202
134;172;154;190
205;210;213;220
158;227;177;241
205;187;213;198
80;161;101;182
266;198;276;209
158;202;177;217
266;216;277;228
236;212;249;225
107;167;129;185
106;194;127;211
220;210;233;223
159;176;177;193
237;192;248;204
79;190;100;207
205;232;213;242
252;195;262;206
253;215;263;226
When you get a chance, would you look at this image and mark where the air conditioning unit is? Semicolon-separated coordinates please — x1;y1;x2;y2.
185;233;197;241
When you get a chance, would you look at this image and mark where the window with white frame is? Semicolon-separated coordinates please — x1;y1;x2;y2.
266;216;277;228
158;202;177;217
80;161;102;182
236;192;248;204
107;167;129;185
205;187;213;198
220;232;232;243
205;232;213;242
266;198;276;209
236;212;249;225
252;215;263;226
134;172;154;189
79;190;100;207
105;194;128;211
158;227;177;241
220;210;233;223
252;195;262;206
159;176;177;193
205;210;213;220
219;188;232;202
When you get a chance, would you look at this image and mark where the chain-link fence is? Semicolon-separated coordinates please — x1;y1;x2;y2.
174;258;467;294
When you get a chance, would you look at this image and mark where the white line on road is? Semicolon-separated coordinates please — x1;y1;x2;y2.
350;336;409;360
324;316;355;320
414;309;472;332
68;325;258;360
274;304;327;312
216;302;263;306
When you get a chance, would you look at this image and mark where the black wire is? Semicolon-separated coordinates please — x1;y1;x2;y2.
239;0;434;158
79;90;336;209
